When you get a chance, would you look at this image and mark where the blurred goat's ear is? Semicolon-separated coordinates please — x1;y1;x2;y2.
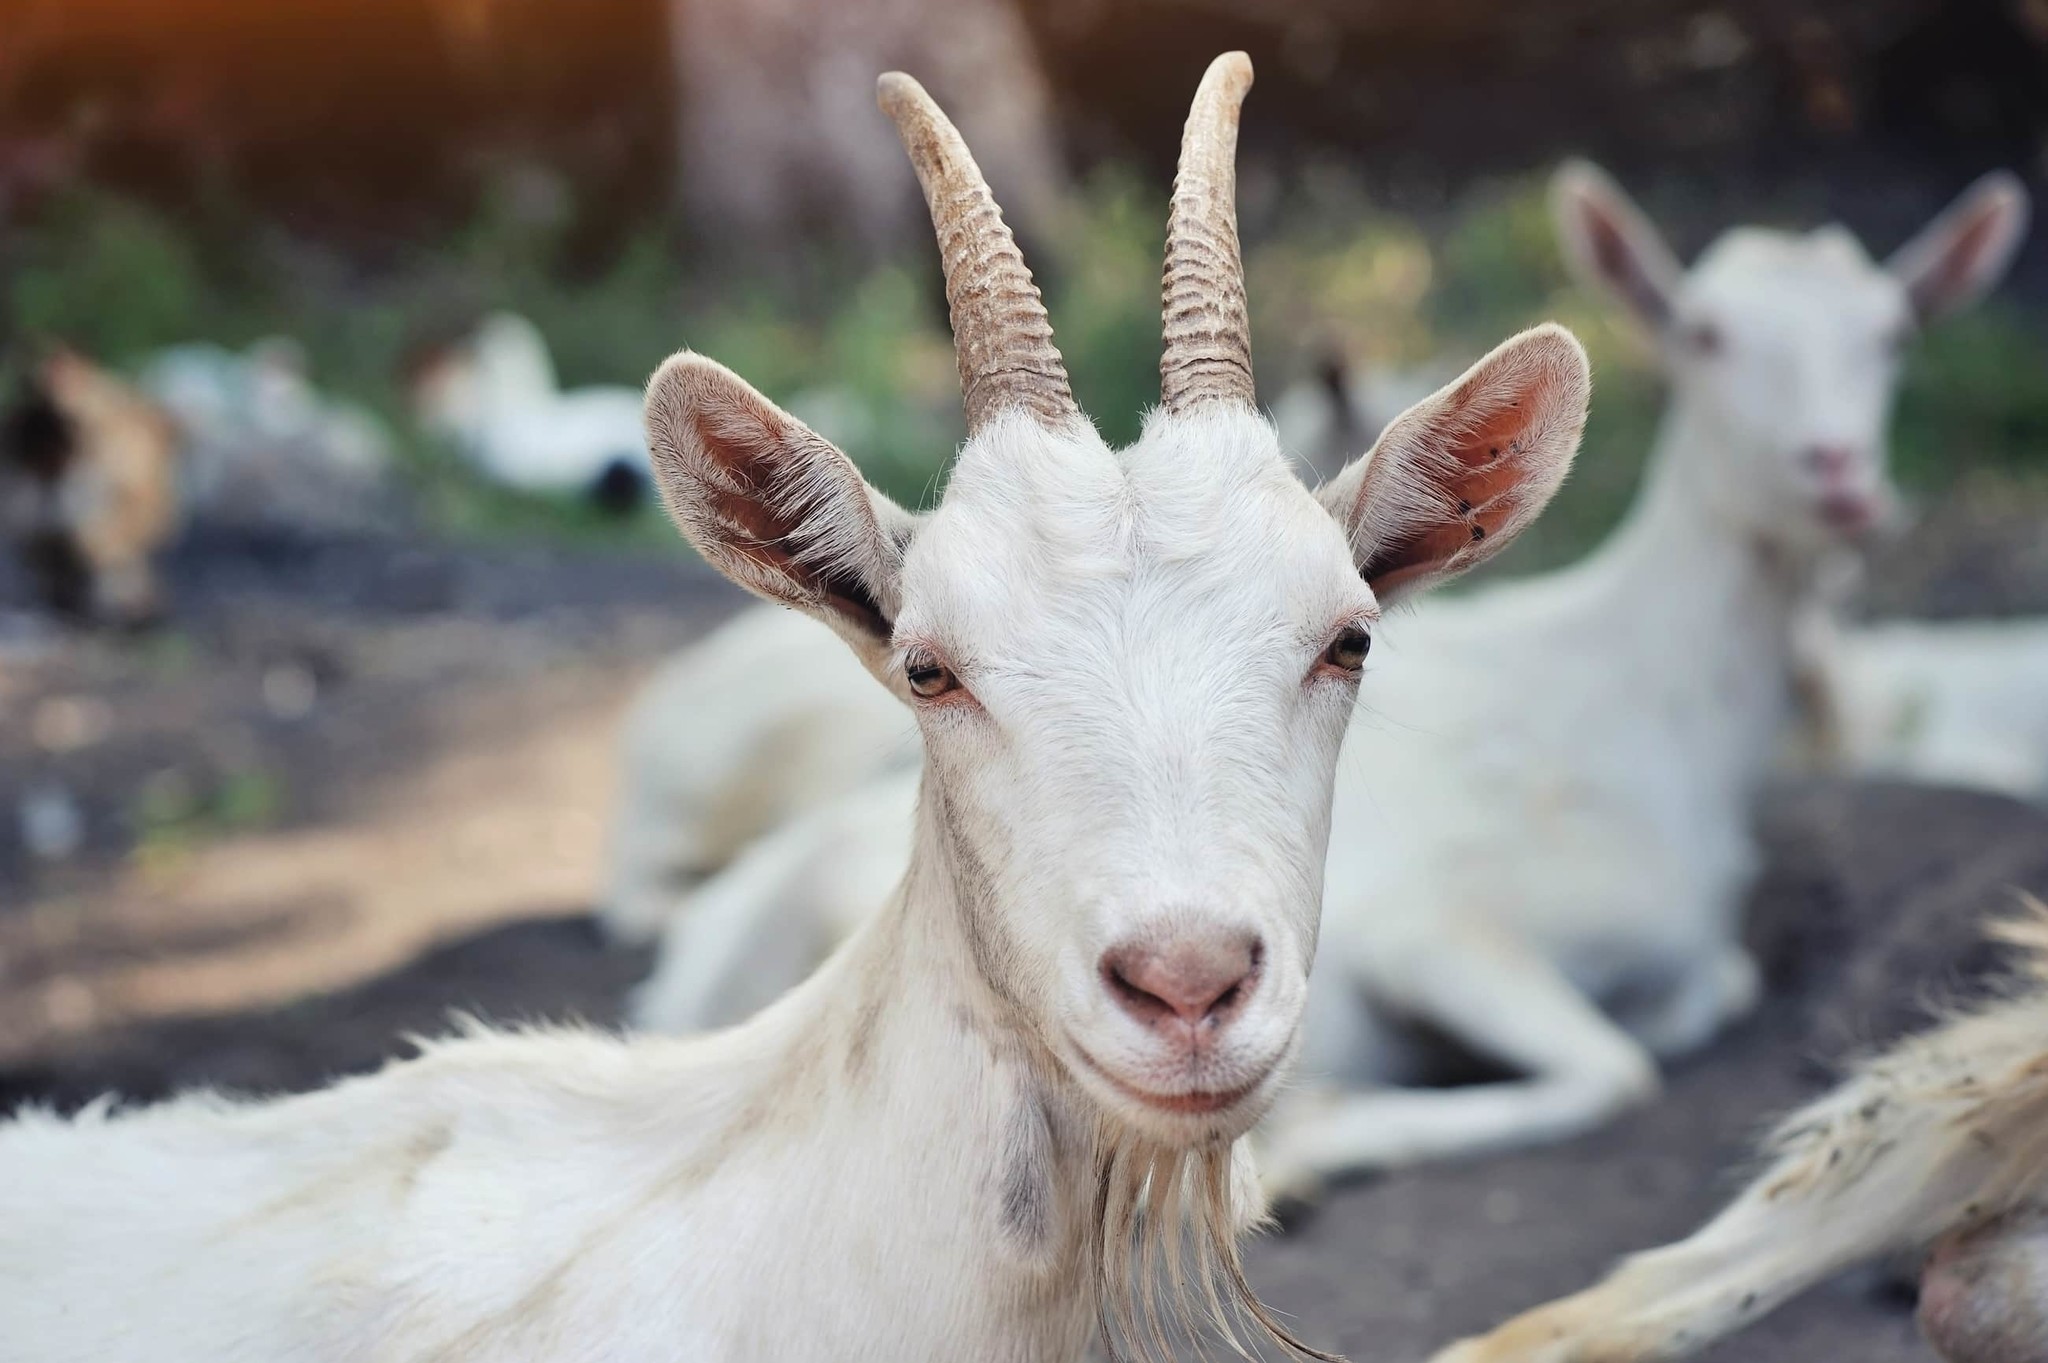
644;353;917;680
1888;171;2031;324
1318;324;1590;604
1551;160;1684;332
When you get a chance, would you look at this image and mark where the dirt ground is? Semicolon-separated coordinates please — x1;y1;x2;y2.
0;526;731;1059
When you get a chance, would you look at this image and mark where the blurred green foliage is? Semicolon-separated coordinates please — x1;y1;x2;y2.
6;170;2045;574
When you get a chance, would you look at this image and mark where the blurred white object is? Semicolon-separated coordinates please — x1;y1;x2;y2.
140;339;395;533
18;781;84;862
604;605;912;944
1271;351;1460;484
1814;615;2048;801
409;312;649;511
630;767;917;1032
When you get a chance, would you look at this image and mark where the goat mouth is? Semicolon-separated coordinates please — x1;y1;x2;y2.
1070;1041;1270;1118
1815;491;1884;535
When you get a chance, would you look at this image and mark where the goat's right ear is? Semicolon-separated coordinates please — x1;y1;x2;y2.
645;353;916;676
1318;325;1590;604
1550;160;1684;332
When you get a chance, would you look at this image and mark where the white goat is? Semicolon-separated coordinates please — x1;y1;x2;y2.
1801;609;2048;804
0;57;1589;1362
605;604;908;944
410;311;652;511
1255;163;2029;1195
631;164;2030;1193
1428;904;2048;1363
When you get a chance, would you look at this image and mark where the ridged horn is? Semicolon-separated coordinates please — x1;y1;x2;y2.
877;72;1079;434
1161;52;1256;413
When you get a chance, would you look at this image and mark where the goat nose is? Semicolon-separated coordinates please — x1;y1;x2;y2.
1101;933;1262;1033
1804;443;1856;477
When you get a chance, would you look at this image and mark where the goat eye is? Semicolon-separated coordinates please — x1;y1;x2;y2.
905;651;958;699
1321;626;1371;675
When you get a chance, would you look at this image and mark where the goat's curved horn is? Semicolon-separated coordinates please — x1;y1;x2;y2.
877;72;1079;434
1161;52;1256;414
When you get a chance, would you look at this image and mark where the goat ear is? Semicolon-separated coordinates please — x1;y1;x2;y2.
1550;160;1684;331
645;353;916;676
1318;324;1589;604
1888;172;2030;324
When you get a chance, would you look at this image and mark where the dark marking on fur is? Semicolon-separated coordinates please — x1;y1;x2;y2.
999;1088;1058;1260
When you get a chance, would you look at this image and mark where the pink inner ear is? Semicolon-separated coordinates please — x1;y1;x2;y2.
1359;399;1541;593
687;405;892;639
1582;198;1671;325
1912;206;2004;314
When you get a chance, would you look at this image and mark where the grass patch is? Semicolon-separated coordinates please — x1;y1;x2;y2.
7;171;2045;569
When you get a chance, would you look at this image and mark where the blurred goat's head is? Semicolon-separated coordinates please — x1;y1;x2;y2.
1553;161;2028;550
644;54;1588;1149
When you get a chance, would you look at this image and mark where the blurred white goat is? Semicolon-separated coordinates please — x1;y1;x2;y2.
410;311;651;512
1256;164;2029;1196
628;165;2030;1199
606;605;909;943
0;57;1589;1363
1429;903;2048;1363
141;338;396;533
1798;602;2048;804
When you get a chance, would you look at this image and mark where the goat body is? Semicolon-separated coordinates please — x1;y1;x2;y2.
1808;615;2048;804
1;902;1131;1362
605;605;911;944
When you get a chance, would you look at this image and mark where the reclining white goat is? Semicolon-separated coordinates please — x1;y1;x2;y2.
1801;606;2048;804
629;164;2027;1171
1256;163;2027;1194
1429;902;2048;1363
0;56;1589;1363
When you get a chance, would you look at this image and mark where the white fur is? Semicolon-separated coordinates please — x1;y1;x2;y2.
1806;613;2048;803
605;607;910;943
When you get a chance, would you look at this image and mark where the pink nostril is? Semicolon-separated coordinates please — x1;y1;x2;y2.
1101;934;1262;1032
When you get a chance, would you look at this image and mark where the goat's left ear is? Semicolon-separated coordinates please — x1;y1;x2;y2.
1888;172;2030;324
1318;324;1590;604
644;352;918;681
